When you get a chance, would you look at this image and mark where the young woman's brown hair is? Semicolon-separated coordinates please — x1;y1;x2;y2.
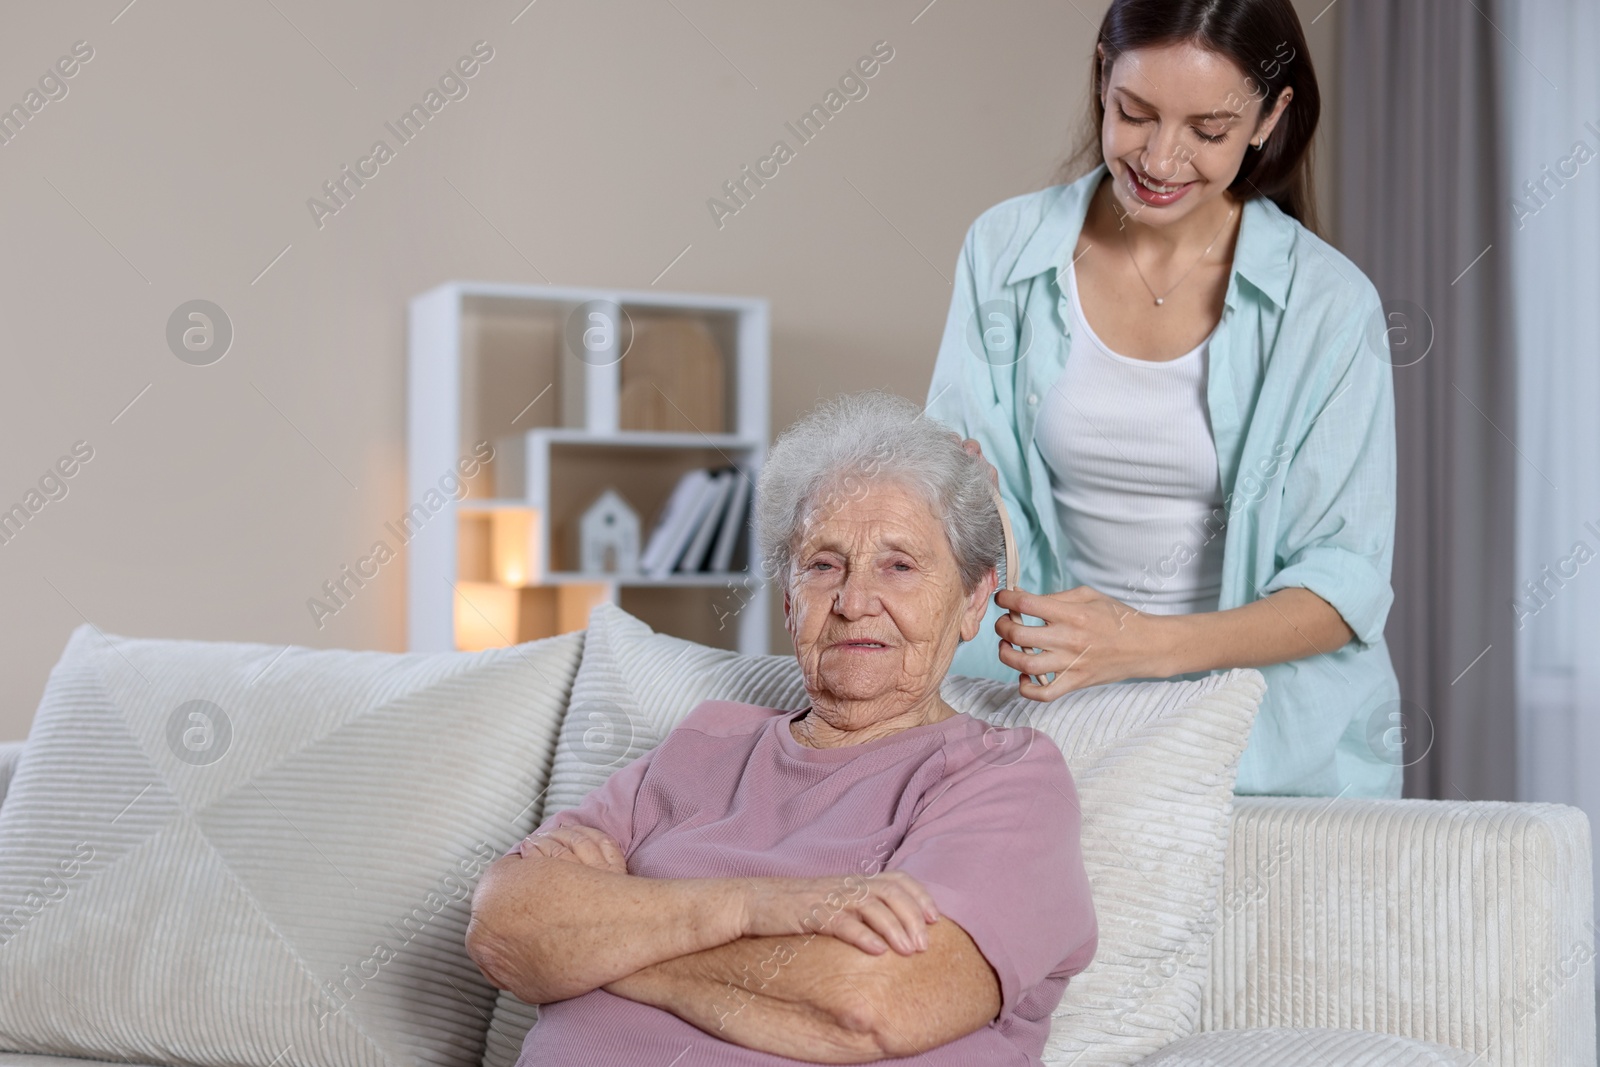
1056;0;1323;237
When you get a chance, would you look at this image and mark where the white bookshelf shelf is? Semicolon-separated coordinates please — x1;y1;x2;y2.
493;429;761;449
407;280;771;655
542;572;762;587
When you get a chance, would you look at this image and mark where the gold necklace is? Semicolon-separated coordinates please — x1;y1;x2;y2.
1121;203;1237;307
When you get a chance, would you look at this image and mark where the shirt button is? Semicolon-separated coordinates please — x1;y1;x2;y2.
1027;394;1038;406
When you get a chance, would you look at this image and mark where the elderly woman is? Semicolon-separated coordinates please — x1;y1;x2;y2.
465;391;1097;1065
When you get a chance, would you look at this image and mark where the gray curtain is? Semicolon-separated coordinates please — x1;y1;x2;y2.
1336;1;1518;801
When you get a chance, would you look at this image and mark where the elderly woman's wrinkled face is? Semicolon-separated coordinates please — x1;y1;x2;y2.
784;480;993;712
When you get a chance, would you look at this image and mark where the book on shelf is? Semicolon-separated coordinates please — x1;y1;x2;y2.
640;469;714;575
643;466;752;577
644;469;728;577
708;470;752;573
676;469;736;574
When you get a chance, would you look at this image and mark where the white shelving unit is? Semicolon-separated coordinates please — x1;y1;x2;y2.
407;281;771;656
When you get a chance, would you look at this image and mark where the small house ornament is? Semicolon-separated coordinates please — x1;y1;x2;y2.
578;489;640;575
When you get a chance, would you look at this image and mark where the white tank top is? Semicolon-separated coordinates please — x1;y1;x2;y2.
1031;260;1227;615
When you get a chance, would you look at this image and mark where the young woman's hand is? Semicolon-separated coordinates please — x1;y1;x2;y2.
737;871;941;956
944;432;1001;488
516;824;628;874
994;585;1176;700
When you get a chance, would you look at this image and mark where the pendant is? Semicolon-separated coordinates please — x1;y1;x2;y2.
1155;297;1164;306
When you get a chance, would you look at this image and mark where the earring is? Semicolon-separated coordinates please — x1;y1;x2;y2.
1252;139;1265;151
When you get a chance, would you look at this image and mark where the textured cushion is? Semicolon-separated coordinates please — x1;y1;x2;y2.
0;742;23;812
0;623;582;1067
1132;1026;1479;1065
0;1056;154;1067
1202;796;1597;1067
482;603;1265;1067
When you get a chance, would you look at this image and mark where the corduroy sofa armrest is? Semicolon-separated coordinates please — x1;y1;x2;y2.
1200;796;1595;1067
0;740;26;814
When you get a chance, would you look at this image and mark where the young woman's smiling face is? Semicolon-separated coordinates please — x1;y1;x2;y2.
1099;40;1293;224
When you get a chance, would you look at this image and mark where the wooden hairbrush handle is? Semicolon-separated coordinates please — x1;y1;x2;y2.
985;480;1044;688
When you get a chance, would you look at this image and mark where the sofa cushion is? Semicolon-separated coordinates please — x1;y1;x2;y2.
0;1056;161;1067
0;741;23;812
482;603;1265;1067
1132;1026;1479;1064
1201;797;1596;1067
0;623;582;1067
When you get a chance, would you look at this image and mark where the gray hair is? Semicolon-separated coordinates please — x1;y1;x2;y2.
754;391;1005;592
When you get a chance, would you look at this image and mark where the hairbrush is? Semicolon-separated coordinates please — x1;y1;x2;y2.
985;480;1045;688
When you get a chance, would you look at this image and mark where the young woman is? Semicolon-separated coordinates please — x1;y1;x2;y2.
926;0;1402;797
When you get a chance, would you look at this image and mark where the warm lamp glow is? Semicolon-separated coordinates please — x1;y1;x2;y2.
454;581;519;651
490;508;540;585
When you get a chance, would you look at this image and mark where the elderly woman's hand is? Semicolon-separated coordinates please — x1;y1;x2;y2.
739;870;942;957
994;585;1177;700
517;825;628;874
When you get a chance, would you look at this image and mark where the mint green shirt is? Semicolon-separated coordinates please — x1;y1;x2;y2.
928;163;1402;798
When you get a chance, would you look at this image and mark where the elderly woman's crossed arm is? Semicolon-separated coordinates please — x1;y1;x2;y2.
466;823;1000;1062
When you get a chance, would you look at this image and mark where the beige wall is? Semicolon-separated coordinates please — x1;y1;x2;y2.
0;0;1339;740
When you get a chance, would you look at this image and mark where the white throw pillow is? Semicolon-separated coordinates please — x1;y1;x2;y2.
481;604;1264;1067
0;623;583;1067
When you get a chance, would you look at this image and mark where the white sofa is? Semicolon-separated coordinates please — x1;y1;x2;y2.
0;628;1593;1066
1189;794;1596;1065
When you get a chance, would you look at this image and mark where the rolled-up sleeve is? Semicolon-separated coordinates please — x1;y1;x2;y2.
1259;289;1398;650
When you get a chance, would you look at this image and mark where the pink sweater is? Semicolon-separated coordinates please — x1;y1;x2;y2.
509;699;1098;1065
